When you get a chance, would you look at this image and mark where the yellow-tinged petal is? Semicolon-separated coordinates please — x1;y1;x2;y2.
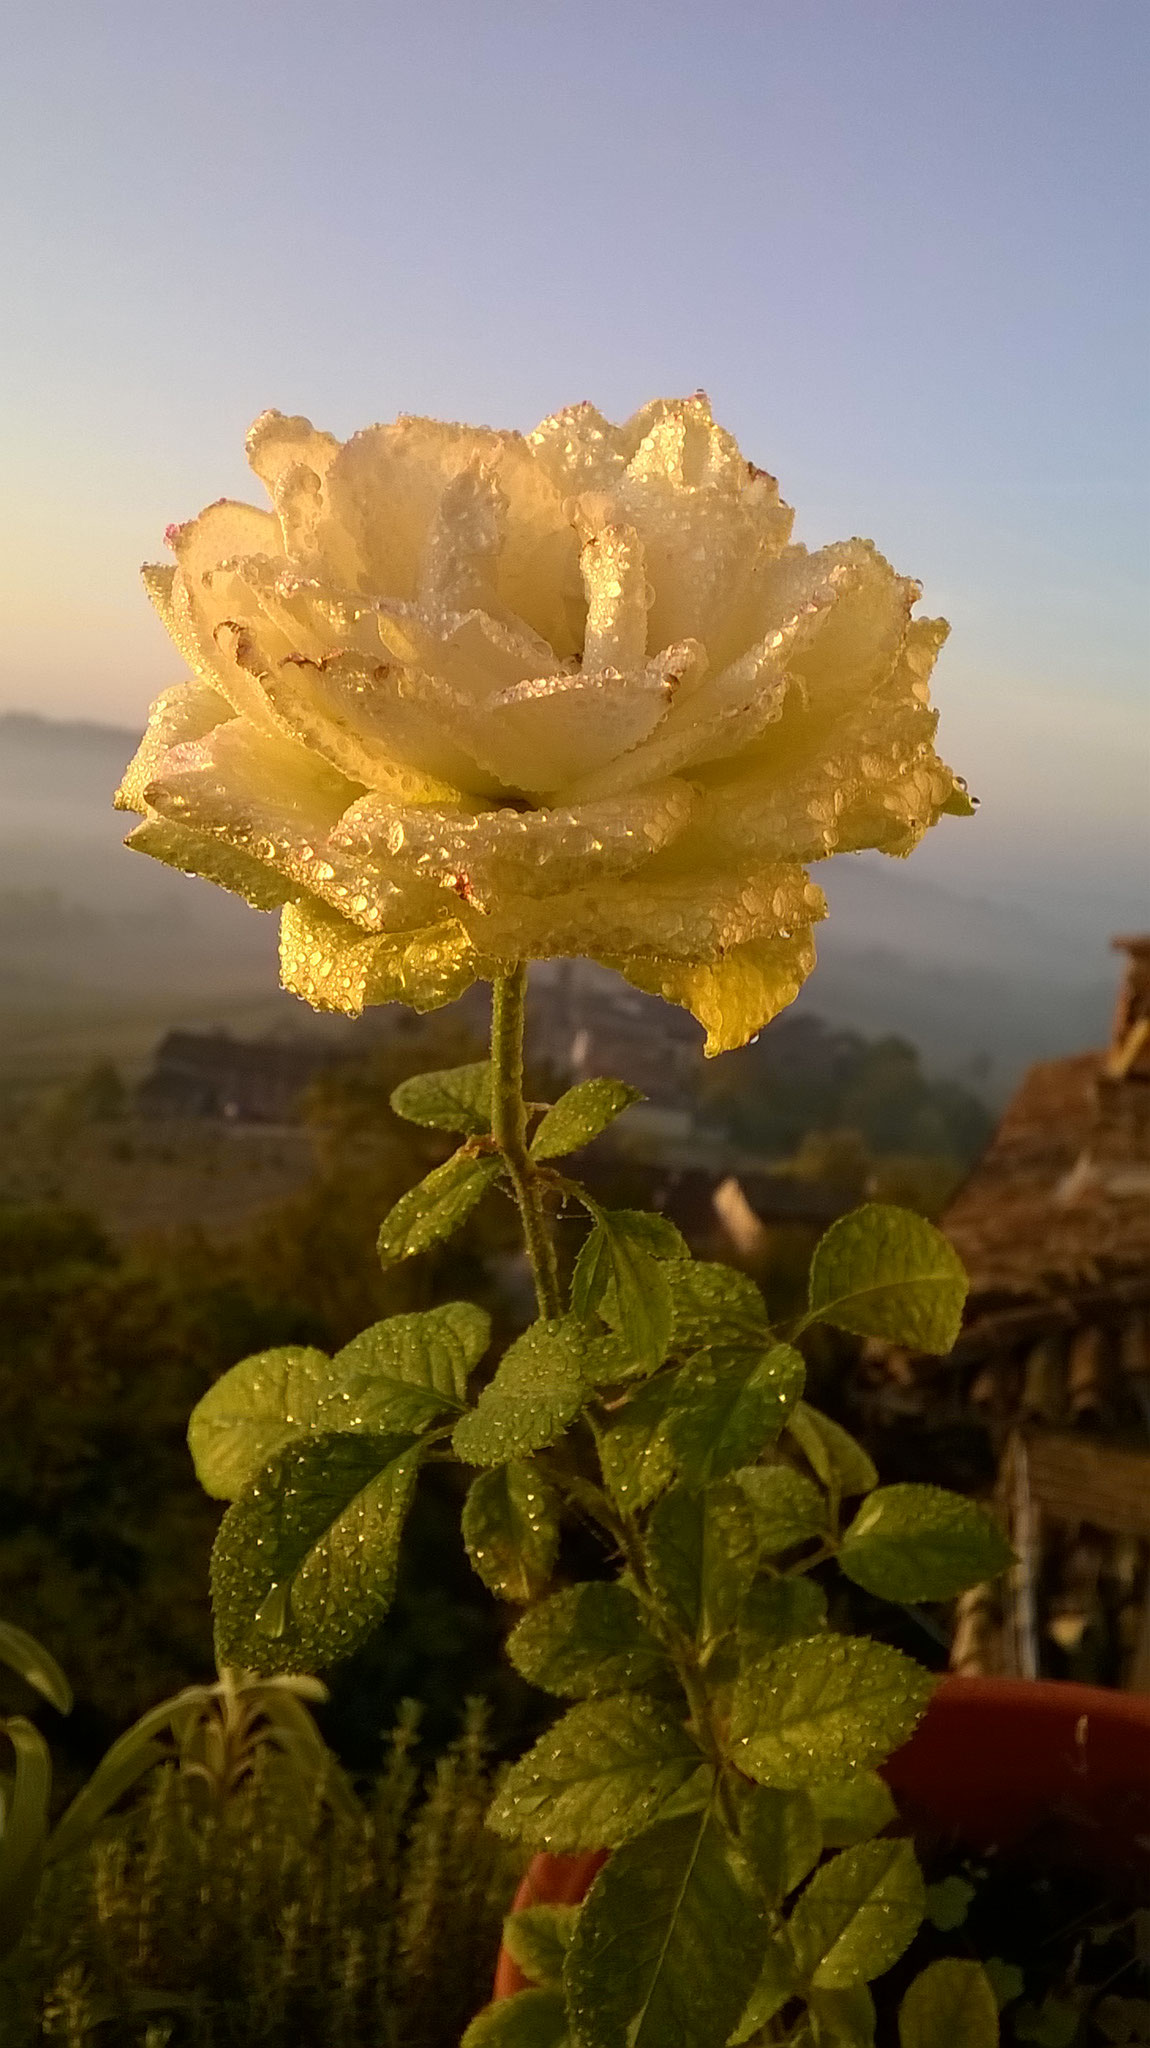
701;615;959;863
279;898;490;1015
418;459;507;618
138;718;367;908
615;396;794;666
114;678;235;814
329;779;697;910
580;524;649;675
613;928;819;1055
450;665;677;797
465;857;823;965
527;401;632;496
222;633;474;800
122;817;294;910
245;410;340;499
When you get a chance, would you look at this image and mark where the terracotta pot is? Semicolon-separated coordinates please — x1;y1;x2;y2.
492;1675;1150;2000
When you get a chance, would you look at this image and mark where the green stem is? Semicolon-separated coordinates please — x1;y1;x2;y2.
491;965;562;1321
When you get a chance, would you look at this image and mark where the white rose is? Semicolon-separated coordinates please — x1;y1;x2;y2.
117;394;969;1051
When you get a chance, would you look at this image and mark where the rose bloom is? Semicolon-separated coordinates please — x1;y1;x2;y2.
116;395;969;1052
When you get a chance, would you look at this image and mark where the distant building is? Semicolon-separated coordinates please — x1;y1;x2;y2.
138;962;705;1125
862;937;1150;1689
527;960;702;1105
137;1029;357;1123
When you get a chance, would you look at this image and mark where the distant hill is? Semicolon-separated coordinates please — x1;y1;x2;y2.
0;711;1119;1094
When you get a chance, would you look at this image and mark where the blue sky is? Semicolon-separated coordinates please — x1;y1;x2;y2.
1;0;1146;929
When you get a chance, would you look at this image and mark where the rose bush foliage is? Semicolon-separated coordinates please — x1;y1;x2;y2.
117;395;969;1051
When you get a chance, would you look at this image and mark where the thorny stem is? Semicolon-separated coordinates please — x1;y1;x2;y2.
493;971;748;1872
491;965;562;1321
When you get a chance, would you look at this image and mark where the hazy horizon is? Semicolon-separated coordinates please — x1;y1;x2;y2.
2;2;1147;939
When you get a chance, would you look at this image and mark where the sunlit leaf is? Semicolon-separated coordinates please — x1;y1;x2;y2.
453;1319;587;1466
790;1838;925;1989
390;1062;493;1134
462;1460;560;1602
839;1485;1013;1603
805;1205;967;1353
377;1150;502;1264
530;1079;643;1160
211;1431;422;1673
730;1633;935;1788
487;1694;701;1852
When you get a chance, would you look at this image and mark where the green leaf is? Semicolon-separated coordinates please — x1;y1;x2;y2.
453;1319;587;1467
501;1904;581;1988
665;1258;773;1355
579;1329;649;1387
598;1373;681;1511
462;1460;559;1602
0;1718;51;1956
530;1079;643;1160
507;1583;668;1698
808;1773;897;1848
735;1463;827;1554
1014;1999;1080;2048
336;1301;490;1404
644;1481;759;1646
740;1785;822;1905
1094;1996;1150;2045
729;1933;799;2043
805;1204;967;1353
788;1404;878;1500
791;1838;925;1989
0;1622;71;1715
739;1575;828;1660
572;1211;674;1375
487;1694;701;1852
190;1305;489;1501
461;1987;570;2048
899;1960;1000;2048
602;1211;688;1261
211;1431;421;1673
983;1960;1026;2011
390;1062;492;1135
839;1485;1013;1603
925;1874;977;1932
812;1984;877;2045
377;1149;502;1265
664;1343;805;1487
564;1810;766;2048
730;1633;935;1788
189;1346;334;1502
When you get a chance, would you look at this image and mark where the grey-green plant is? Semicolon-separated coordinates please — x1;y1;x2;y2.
1;1687;517;2047
186;966;1013;2048
0;1618;72;1961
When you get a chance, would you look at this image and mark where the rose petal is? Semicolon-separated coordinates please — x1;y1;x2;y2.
139;718;364;900
614;395;794;664
613;928;819;1055
329;779;697;912
319;417;582;655
123;817;294;910
467;857;823;964
702;616;959;861
452;664;678;796
114;678;236;815
279;898;490;1015
580;523;650;675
